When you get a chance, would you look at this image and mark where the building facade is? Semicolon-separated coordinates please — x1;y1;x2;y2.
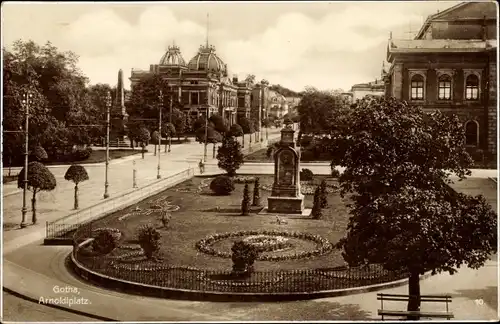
384;1;497;156
350;79;385;101
268;90;288;118
130;43;260;126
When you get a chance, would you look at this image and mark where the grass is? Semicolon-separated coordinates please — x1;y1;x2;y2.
81;175;350;272
45;149;141;165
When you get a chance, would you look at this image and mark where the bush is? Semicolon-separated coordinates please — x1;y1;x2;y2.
210;175;235;195
241;183;251;216
331;168;341;178
311;186;323;219
72;147;92;161
137;224;161;260
300;149;315;161
231;240;259;276
30;146;48;162
217;136;244;176
92;228;121;254
319;179;328;208
252;177;261;206
300;168;314;181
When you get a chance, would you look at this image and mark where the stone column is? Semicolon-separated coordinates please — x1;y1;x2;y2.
487;60;497;157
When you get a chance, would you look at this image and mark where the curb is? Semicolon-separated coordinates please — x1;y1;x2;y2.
2;286;117;322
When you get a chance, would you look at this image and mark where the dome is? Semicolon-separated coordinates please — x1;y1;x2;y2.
159;44;186;66
187;45;227;73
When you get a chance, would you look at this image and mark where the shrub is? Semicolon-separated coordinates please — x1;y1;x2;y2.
92;228;121;254
231;240;259;276
229;124;244;137
210;175;235;195
137;224;161;260
311;186;322;219
217;135;244;176
29;146;48;162
64;164;89;209
252;177;261;206
241;183;251;216
300;168;314;181
331;168;341;178
319;179;328;208
300;149;315;161
72;147;92;161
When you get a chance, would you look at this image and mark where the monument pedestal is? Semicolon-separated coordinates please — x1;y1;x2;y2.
267;195;305;214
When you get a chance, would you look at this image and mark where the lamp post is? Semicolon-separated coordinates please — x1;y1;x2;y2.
204;103;209;162
20;92;31;227
157;90;163;179
133;159;137;188
103;91;111;199
168;92;172;153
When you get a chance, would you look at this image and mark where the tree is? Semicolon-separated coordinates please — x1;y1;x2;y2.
239;117;254;144
168;108;185;140
196;126;222;158
209;114;229;135
17;161;57;224
217;135;244;176
151;130;160;156
136;127;150;159
311;186;323;219
64;164;89;209
161;122;175;152
332;97;496;318
319;179;328;208
29;146;48;162
252;177;261;206
229;124;244;147
241;183;251;216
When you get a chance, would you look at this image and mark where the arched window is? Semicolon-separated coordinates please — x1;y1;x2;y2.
465;74;479;100
465;120;479;146
438;74;452;100
410;74;424;100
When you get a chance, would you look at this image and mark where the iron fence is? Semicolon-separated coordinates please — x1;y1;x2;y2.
46;168;194;240
73;241;408;294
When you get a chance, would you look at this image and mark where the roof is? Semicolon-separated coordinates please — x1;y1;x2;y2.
187;45;227;73
159;44;187;66
389;39;496;53
415;2;471;39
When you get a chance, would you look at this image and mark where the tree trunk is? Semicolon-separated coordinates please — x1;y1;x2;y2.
31;190;37;224
74;184;79;209
407;270;421;320
8;157;12;176
213;144;216;158
249;133;252;144
165;142;167;153
141;146;145;159
242;135;245;148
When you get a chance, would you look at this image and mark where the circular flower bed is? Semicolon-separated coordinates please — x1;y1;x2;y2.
260;182;338;195
242;235;293;253
196;230;333;261
92;227;122;241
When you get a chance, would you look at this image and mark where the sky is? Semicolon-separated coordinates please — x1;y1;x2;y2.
2;1;464;92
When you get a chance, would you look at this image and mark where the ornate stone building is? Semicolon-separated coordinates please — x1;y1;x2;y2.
384;1;497;156
130;42;263;126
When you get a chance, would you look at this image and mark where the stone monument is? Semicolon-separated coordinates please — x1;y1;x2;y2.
111;69;129;141
266;123;305;214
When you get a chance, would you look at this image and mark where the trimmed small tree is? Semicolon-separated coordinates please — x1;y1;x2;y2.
319;179;328;208
151;130;160;156
162;122;176;152
231;240;259;276
252;177;261;206
229;123;244;147
64;164;89;210
137;127;151;159
17;161;57;224
239;117;254;145
241;183;251;216
217;135;244;177
311;186;322;219
137;224;161;260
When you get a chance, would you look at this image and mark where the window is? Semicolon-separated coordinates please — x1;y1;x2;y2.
465;74;479;100
465;121;479;146
191;92;199;105
437;74;452;100
410;74;424;100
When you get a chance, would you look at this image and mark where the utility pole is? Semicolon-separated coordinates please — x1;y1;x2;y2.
204;101;209;162
20;92;31;227
157;90;163;179
103;91;111;199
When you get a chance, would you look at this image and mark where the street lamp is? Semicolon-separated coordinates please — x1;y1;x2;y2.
204;102;209;162
157;90;163;179
168;91;172;153
103;91;111;199
20;92;31;228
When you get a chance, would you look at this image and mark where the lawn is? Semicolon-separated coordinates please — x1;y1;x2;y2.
82;175;350;272
45;149;141;165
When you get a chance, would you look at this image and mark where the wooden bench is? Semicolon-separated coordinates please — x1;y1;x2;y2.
377;293;454;320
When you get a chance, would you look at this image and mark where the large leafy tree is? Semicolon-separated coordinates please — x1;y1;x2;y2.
332;97;497;318
17;161;57;224
297;88;348;136
217;135;244;176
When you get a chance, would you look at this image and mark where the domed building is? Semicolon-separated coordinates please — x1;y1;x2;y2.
130;42;264;126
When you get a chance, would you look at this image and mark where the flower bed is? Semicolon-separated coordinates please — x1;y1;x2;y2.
195;230;333;261
232;176;257;184
242;235;293;253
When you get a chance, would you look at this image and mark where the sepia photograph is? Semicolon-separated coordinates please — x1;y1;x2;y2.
1;0;498;322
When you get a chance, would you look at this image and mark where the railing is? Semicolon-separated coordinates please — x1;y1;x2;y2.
46;168;195;240
73;241;408;294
